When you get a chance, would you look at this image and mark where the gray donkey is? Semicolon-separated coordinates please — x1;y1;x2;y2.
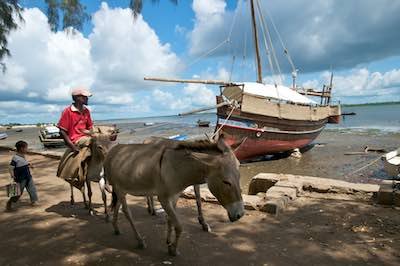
104;138;244;256
143;137;211;232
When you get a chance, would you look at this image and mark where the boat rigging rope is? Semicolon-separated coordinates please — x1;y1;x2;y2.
263;3;297;75
210;104;236;141
256;0;283;85
345;156;382;178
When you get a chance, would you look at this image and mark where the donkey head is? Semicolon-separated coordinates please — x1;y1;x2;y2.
190;138;244;222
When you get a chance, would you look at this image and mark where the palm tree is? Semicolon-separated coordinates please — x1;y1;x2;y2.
0;0;178;71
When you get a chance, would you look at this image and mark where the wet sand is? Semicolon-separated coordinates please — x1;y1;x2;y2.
1;125;399;193
0;152;399;266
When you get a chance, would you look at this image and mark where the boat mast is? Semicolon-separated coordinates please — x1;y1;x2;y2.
250;0;263;83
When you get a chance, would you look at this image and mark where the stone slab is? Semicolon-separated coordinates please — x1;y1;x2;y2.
248;173;380;196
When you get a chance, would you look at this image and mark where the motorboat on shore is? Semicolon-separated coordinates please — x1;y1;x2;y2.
0;132;7;140
197;120;210;127
39;126;65;148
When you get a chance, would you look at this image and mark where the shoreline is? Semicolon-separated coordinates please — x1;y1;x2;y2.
1;125;399;190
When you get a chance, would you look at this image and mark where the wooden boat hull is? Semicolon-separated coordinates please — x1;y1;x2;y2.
216;94;332;160
217;117;323;160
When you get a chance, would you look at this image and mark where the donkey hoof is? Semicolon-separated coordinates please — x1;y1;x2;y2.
84;204;90;210
202;223;211;232
114;229;120;235
136;240;146;249
70;200;75;205
168;244;179;256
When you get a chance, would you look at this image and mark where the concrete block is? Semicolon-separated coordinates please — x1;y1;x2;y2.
266;186;297;200
377;184;400;206
248;173;280;195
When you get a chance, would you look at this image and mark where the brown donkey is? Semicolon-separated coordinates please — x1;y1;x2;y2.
104;138;244;256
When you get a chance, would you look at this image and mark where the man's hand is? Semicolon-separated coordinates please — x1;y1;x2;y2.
72;146;80;154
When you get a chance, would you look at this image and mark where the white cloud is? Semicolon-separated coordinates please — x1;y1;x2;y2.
152;89;191;110
90;3;181;93
302;68;400;103
190;0;229;56
0;4;181;123
189;0;400;73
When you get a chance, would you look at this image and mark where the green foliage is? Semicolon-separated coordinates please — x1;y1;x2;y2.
0;0;23;72
0;0;178;71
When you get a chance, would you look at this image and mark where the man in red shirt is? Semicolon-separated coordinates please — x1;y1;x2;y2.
58;87;93;153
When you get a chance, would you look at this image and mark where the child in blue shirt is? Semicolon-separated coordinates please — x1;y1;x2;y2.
6;141;39;211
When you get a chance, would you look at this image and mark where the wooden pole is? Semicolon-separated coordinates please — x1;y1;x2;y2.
144;77;236;86
178;101;231;116
250;0;263;83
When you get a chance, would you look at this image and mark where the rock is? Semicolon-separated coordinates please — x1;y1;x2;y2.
266;186;297;200
259;196;290;215
289;148;302;159
248;173;281;195
242;194;263;210
181;186;217;202
377;183;400;206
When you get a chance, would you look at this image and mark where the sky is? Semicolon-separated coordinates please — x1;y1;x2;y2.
1;0;400;124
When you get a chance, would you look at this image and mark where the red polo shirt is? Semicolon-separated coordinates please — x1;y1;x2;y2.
57;105;93;144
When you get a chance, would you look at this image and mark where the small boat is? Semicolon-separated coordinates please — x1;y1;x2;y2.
39;126;65;148
15;129;23;132
168;134;188;141
0;133;8;140
383;148;400;177
144;122;155;126
197;120;210;127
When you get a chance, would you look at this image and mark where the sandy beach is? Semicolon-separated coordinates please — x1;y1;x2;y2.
0;151;399;266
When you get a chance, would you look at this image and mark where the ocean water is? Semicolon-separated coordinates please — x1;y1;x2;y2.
328;103;400;134
100;103;400;135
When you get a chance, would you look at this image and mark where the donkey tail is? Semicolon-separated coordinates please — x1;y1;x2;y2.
110;190;118;211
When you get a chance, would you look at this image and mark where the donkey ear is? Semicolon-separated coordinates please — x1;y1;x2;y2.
190;152;217;167
217;136;229;153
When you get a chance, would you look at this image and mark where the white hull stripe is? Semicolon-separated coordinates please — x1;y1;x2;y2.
218;118;325;135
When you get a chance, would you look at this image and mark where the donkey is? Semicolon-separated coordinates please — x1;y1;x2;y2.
69;125;118;220
104;138;244;256
143;137;211;232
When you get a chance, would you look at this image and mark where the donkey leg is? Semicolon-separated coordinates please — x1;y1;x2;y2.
121;196;146;249
146;196;156;216
99;178;109;222
86;179;94;216
112;196;122;235
81;184;89;209
70;184;75;205
194;185;211;232
159;196;182;256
